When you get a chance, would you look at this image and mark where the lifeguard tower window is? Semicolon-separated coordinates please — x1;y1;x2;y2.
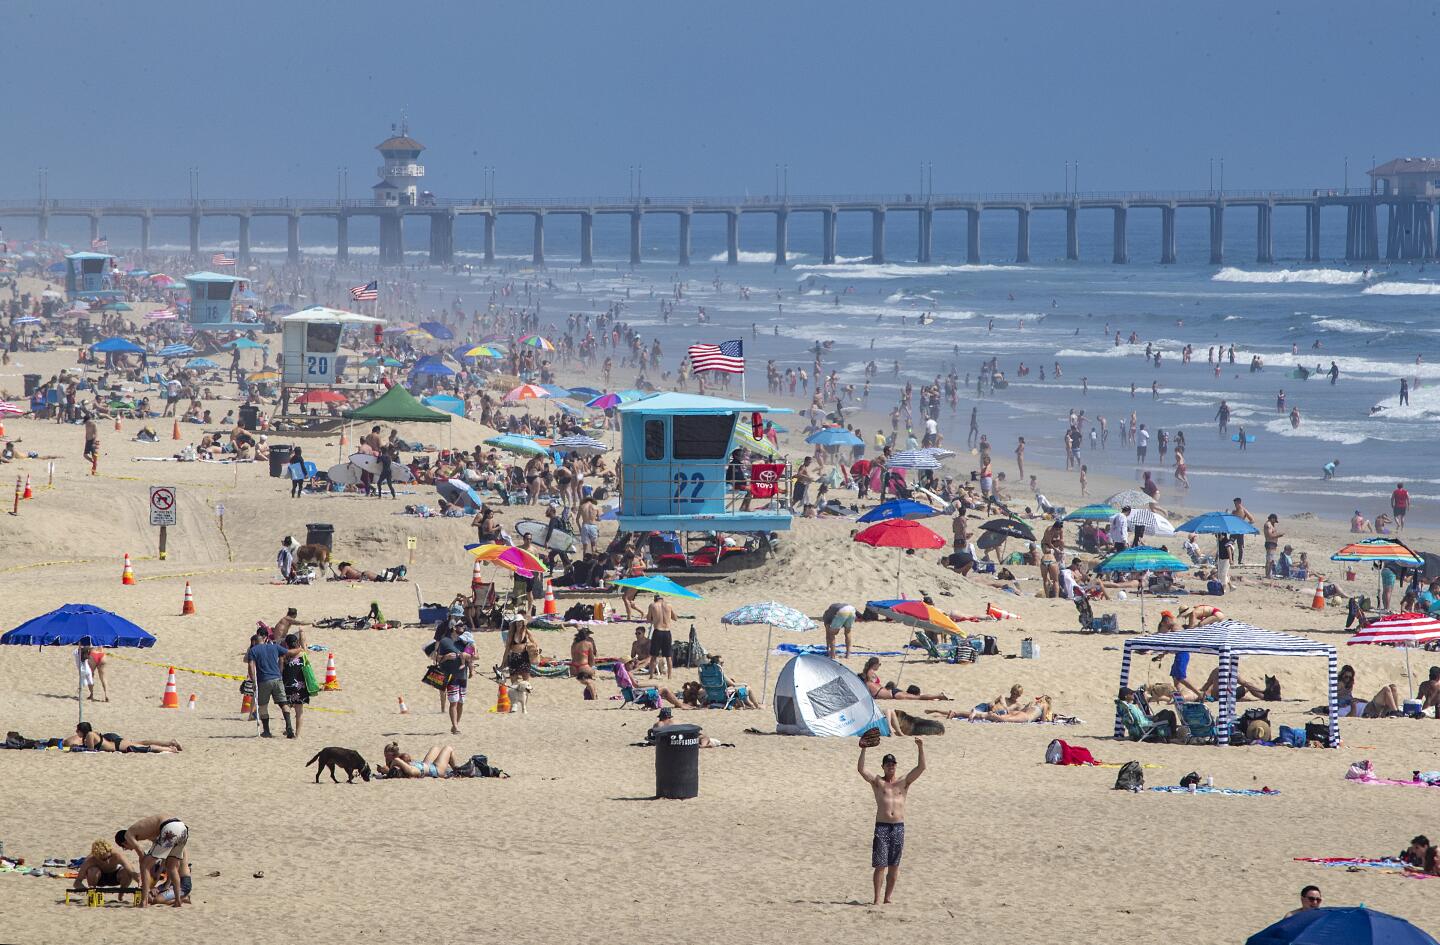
205;282;234;301
672;414;734;460
644;419;665;460
81;259;105;275
306;323;342;354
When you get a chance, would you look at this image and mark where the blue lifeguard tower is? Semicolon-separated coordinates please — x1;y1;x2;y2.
64;251;115;299
616;393;792;542
184;271;247;328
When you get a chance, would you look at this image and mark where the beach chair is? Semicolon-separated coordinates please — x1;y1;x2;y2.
1116;699;1173;742
1176;700;1218;745
698;661;742;708
912;630;952;662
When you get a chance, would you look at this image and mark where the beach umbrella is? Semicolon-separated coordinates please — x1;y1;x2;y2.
1064;503;1120;522
461;344;506;359
806;427;863;447
44;263;65;274
854;519;946;597
418;321;454;340
100;302;133;312
1106;489;1152;508
90;337;146;354
421;395;466;417
923;447;957;459
222;338;265;350
410;357;456;378
552;401;584;418
186;358;219;370
552;434;609;455
483;434;550;458
145;310;178;320
1331;537;1425;567
1246;905;1438;945
734;420;781;459
1;603;157;724
504;383;551;403
466;542;546;578
887;449;942;470
1096;545;1190;629
1176;512;1259;535
858;499;940;523
611;574;702;601
721;601;818;705
13;316;41;325
1347;612;1440;699
248;370;280;382
294;390;347;405
434;477;484;512
586;392;623;410
1125;508;1174;538
565;386;603;401
980;518;1035;541
517;334;555;351
869;599;963;638
158;344;195;358
0;401;28;416
539;384;571;398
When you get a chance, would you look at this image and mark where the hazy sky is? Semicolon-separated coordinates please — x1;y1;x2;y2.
3;1;1434;200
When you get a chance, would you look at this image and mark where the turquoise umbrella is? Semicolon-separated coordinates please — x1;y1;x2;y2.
1096;545;1189;630
611;574;702;601
483;434;549;458
222;338;265;350
722;601;817;704
1063;504;1120;522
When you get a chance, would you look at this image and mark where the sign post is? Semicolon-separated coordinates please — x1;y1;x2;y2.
150;486;177;560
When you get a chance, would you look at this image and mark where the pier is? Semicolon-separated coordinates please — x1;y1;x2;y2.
0;189;1430;267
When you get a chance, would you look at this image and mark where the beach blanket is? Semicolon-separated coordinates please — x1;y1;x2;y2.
776;643;906;658
960;716;1084;726
1294;857;1437;878
1148;785;1280;796
1347;773;1440;788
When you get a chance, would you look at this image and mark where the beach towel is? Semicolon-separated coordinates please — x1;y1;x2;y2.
1148;785;1279;796
1294;857;1438;878
1347;772;1440;788
775;643;906;658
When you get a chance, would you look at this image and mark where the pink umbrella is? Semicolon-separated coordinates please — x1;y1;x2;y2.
1348;612;1440;698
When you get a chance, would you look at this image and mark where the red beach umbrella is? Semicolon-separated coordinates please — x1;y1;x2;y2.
853;519;945;597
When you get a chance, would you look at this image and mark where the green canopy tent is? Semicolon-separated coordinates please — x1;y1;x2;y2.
343;384;453;451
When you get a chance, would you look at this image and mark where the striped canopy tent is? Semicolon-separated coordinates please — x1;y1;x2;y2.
1117;619;1337;747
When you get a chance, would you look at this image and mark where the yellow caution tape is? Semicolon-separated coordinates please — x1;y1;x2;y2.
0;558;94;574
136;566;268;582
105;652;247;681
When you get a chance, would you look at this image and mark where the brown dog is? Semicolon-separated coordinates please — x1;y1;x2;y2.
306;747;371;783
295;543;331;570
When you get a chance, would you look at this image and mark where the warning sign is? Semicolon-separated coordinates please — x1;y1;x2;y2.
150;486;177;527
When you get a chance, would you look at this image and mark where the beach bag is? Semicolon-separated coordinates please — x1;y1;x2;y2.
1345;760;1374;781
1047;739;1096;766
1305;721;1332;746
301;656;321;696
1277;725;1307;748
1114;761;1144;791
1045;739;1064;765
1207;580;1225;595
982;635;1000;656
422;665;448;690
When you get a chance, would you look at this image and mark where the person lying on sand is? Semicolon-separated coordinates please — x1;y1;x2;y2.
927;695;1053;723
1198;667;1267;702
331;561;406;582
380;742;460;778
71;838;136;892
860;658;950;702
62;722;181;753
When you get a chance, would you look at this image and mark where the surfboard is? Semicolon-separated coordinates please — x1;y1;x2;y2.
515;518;577;553
1230;434;1256;443
327;463;361;486
348;451;382;474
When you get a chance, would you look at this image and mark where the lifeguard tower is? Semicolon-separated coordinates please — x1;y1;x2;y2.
280;306;385;398
616;393;792;567
64;251;115;299
184;271;248;328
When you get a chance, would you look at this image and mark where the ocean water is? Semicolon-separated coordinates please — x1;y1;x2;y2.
24;205;1440;525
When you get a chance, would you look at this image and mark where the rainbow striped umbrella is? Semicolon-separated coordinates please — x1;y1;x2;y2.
517;334;555;351
869;599;963;638
1348;612;1440;698
1331;537;1424;567
465;542;546;578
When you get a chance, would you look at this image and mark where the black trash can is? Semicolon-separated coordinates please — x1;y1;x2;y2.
22;374;41;397
238;404;260;430
268;444;292;478
305;523;334;551
654;723;702;799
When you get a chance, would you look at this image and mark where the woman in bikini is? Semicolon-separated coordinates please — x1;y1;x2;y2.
80;644;110;702
381;741;459;778
505;617;534;686
570;627;598;700
929;695;1053;723
859;658;950;701
64;722;181;753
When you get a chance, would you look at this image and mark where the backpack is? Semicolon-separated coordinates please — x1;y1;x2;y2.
1114;760;1144;791
563;602;592;622
1046;739;1097;766
1045;739;1064;765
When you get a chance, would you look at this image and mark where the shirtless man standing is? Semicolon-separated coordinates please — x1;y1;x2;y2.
577;495;602;556
645;593;676;679
114;814;189;908
858;739;926;905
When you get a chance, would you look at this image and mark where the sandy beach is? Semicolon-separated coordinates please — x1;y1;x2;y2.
2;263;1440;945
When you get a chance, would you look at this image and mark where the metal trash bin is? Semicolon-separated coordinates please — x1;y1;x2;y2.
238;404;260;430
268;445;292;478
22;374;41;397
654;723;702;799
305;523;334;551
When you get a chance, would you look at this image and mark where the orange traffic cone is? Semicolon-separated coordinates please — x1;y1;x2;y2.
113;415;122;432
0;418;5;437
187;693;197;711
322;652;340;690
171;418;181;440
339;429;349;447
181;581;196;615
240;691;254;715
160;667;180;708
21;474;32;500
121;553;136;586
472;559;483;588
397;694;409;714
542;578;557;615
495;682;511;714
1312;579;1326;611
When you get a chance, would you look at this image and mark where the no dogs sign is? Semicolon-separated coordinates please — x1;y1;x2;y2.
149;486;177;527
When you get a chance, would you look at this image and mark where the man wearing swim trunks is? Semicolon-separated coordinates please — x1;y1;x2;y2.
645;594;676;679
858;738;925;905
822;602;857;660
115;814;189;908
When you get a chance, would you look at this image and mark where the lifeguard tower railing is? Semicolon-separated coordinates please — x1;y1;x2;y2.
616;459;794;532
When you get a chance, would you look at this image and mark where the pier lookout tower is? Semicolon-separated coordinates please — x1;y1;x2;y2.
373;122;425;208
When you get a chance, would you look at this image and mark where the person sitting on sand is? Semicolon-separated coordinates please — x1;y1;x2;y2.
1336;664;1403;718
927;694;1053;723
704;654;763;708
62;722;181;754
570;627;598;700
1198;666;1267;702
380;742;460;779
615;658;687;709
1418;667;1440;712
1179;604;1225;628
71;838;136;892
859;657;949;702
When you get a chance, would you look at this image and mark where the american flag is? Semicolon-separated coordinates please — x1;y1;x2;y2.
349;279;379;302
687;339;745;374
90;237;108;252
212;252;236;268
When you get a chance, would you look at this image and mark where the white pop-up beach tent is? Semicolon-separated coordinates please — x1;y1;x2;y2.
774;654;885;737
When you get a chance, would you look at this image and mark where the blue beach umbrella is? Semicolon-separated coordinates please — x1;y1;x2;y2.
483;434;550;458
421;395;466;417
806;428;864;447
1245;905;1438;945
186;358;219;370
611;574;702;601
858;499;940;523
565;386;602;401
435;477;483;511
223;338;265;350
158;344;195;358
419;321;454;340
1176;512;1260;536
1;603;158;724
90;337;146;354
